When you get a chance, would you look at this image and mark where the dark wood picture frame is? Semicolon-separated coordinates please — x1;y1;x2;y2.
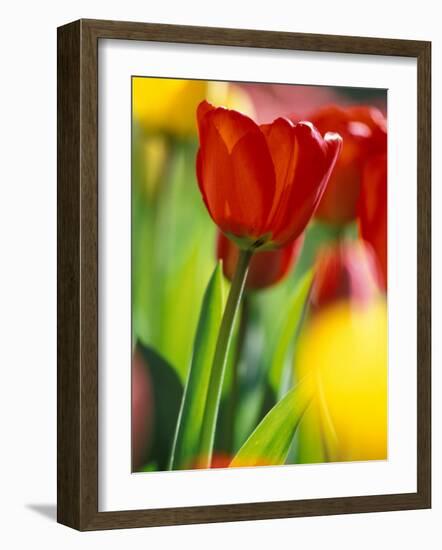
57;18;431;531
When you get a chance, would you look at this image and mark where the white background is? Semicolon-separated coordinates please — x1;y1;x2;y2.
0;0;439;548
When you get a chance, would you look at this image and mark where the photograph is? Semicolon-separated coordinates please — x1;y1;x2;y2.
131;76;388;473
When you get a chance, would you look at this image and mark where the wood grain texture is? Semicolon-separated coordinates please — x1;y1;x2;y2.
57;20;81;529
82;18;428;56
416;41;431;506
57;19;431;531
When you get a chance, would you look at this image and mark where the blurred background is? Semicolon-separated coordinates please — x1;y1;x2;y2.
131;77;387;472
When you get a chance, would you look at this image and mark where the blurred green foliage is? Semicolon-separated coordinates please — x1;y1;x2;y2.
132;130;217;383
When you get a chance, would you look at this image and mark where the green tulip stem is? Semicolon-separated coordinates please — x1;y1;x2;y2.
226;295;250;453
199;248;253;467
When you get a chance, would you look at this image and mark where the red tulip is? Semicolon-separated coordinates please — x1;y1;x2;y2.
310;241;382;312
196;100;342;250
358;153;387;289
306;105;387;224
132;349;154;471
217;231;303;290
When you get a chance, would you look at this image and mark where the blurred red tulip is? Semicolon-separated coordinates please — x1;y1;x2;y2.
358;153;387;290
237;83;341;124
217;231;303;290
132;349;154;470
310;241;382;312
191;453;233;469
196;100;342;250
193;453;271;469
304;105;387;224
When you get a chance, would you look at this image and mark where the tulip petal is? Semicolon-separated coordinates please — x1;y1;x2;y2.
348;105;387;135
230;129;276;239
197;100;259;154
196;100;216;140
195;148;211;214
197;101;277;238
358;153;387;289
209;106;259;152
196;121;239;234
271;123;342;245
260;118;298;221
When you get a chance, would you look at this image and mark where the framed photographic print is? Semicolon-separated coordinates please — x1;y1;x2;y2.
57;19;431;530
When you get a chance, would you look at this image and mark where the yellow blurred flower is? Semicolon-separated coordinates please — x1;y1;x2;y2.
295;299;387;462
133;78;254;138
133;78;207;137
207;81;255;120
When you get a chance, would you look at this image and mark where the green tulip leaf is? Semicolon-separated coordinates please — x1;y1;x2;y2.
230;377;312;467
268;270;313;397
169;263;225;470
137;343;183;471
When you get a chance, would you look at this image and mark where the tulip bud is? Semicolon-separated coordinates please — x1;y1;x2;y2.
217;231;303;290
305;105;387;224
132;348;154;470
